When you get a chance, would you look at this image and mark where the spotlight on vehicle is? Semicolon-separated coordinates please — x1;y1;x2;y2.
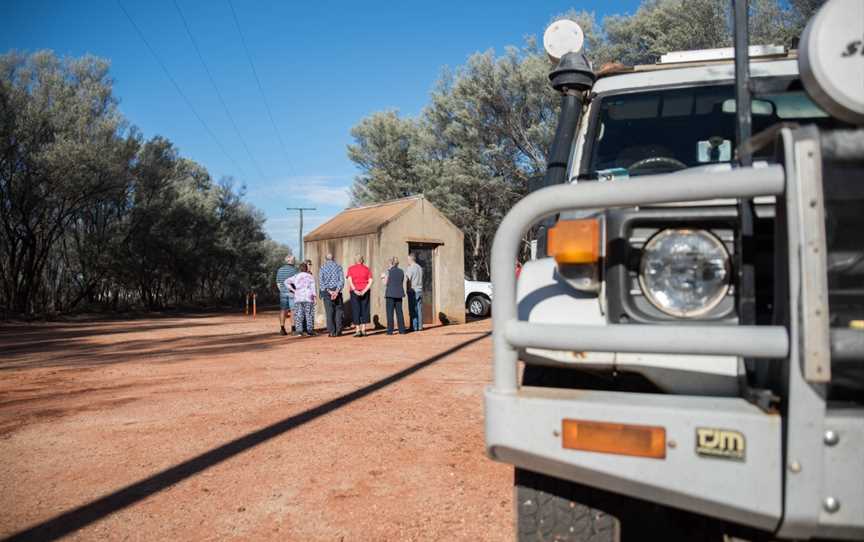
543;19;585;63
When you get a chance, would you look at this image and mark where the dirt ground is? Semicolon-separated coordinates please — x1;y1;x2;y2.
0;311;513;541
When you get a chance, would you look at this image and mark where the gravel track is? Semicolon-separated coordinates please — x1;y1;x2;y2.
0;312;511;541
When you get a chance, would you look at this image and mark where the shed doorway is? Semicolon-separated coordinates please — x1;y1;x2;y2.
408;242;436;325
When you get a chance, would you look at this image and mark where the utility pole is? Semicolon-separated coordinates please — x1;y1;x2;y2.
286;206;316;261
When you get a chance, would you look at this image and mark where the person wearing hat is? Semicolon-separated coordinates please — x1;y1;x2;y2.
276;254;299;335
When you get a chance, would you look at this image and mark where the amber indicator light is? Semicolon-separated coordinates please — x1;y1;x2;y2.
562;419;666;459
546;219;600;264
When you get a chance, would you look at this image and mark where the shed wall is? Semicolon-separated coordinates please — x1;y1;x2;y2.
304;233;383;328
379;199;465;325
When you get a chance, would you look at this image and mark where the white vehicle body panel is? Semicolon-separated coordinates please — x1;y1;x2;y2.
464;279;493;303
592;59;799;95
517;258;614;368
518;258;739;395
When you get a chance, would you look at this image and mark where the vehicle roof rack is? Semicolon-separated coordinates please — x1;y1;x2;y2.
659;45;787;64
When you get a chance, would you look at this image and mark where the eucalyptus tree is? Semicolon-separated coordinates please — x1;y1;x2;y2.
423;46;556;279
0;51;136;313
1;51;286;315
561;0;825;67
346;0;825;281
347;46;556;279
347;111;431;205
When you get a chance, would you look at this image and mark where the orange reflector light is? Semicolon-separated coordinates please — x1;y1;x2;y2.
562;419;666;459
547;219;600;264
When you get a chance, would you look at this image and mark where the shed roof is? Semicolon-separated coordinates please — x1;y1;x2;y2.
304;196;422;242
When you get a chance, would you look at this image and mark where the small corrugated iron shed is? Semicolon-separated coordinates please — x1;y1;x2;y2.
304;196;465;328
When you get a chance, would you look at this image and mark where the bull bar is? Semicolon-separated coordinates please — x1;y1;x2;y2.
486;128;864;539
485;165;792;530
490;165;788;393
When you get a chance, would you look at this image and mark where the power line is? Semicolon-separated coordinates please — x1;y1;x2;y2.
227;0;297;176
116;0;247;178
172;0;267;181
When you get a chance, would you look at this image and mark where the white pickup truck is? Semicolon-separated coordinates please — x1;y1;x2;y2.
464;278;493;317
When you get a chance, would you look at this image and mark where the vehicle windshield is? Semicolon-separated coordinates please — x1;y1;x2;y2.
585;83;837;179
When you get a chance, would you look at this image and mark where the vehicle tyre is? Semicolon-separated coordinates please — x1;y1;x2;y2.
467;295;491;317
516;468;618;542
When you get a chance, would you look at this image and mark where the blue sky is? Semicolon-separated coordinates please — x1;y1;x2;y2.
2;0;640;252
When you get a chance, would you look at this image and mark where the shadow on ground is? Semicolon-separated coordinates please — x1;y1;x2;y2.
0;319;221;341
0;325;286;372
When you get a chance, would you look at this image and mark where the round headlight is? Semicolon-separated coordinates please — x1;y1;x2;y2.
638;229;730;318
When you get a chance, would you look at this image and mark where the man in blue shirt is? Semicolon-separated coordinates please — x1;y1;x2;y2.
276;255;298;336
318;253;345;337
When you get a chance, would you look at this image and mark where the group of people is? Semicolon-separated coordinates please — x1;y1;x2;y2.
275;252;425;337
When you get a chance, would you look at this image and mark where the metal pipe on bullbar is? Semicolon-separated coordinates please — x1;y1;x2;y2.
505;321;789;359
491;165;786;392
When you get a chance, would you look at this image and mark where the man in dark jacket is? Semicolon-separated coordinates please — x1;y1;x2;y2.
382;256;407;335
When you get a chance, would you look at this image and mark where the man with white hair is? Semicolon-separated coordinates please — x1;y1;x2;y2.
275;254;298;336
318;253;344;337
405;252;424;332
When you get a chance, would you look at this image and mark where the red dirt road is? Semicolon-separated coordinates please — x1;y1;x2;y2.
0;312;513;541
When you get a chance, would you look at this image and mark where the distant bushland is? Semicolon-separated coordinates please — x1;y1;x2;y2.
0;51;289;317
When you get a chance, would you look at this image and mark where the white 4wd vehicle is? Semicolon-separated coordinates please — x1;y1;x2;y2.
464;278;493;317
486;3;864;541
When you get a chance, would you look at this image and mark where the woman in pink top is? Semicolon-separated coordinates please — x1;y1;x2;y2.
285;263;317;336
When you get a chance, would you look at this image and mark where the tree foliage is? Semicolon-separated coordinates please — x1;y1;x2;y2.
0;51;286;316
564;0;821;66
349;47;557;279
348;111;430;204
347;0;823;279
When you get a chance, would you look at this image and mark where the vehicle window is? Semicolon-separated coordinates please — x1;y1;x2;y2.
766;91;829;119
587;84;836;179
